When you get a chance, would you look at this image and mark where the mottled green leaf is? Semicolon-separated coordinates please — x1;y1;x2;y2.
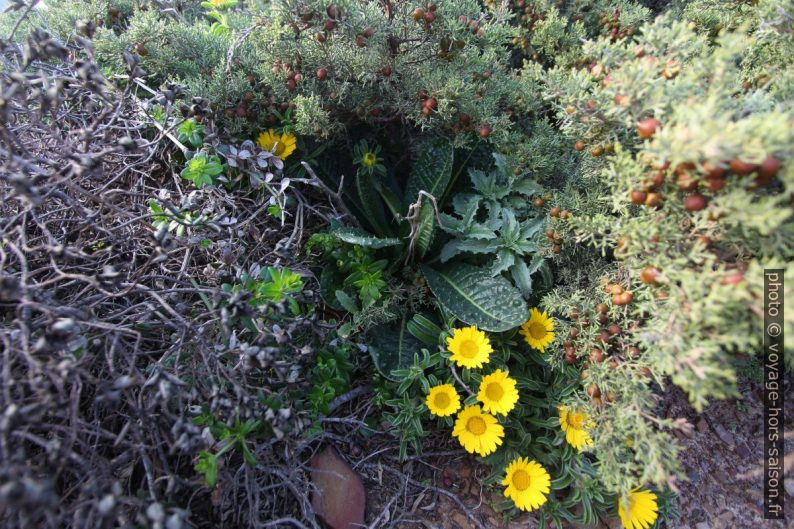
420;263;529;332
366;313;423;380
327;226;401;248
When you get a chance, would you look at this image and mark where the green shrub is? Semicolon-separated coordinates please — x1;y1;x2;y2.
518;0;793;499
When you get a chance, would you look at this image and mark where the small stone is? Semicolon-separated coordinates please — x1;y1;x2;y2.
712;468;729;484
735;442;750;458
450;512;476;529
712;423;735;446
695;522;710;529
696;418;709;433
310;447;365;529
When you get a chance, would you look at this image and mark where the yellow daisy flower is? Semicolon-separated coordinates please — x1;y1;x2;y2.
452;405;504;456
446;326;493;369
477;369;519;415
362;151;378;167
519;308;555;352
558;405;595;451
426;384;460;417
256;129;297;160
618;489;659;529
502;457;551;512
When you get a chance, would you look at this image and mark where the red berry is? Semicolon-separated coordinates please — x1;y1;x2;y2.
707;176;726;191
316;68;327;80
574;140;585;151
637;118;660;139
630;190;647;205
758;155;781;179
586;384;601;398
730;158;757;175
676;172;698;191
645;192;663;208
479;125;492;138
412;8;425;21
590;348;606;363
382;66;392;77
702;161;726;180
648;170;665;189
362;26;374;38
424;98;438;110
683;193;707;212
722;272;744;285
286;79;297;92
640;266;661;285
324;19;336;31
424;11;436;23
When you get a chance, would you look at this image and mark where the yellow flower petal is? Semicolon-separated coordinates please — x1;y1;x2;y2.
452;405;504;456
477;369;519;415
501;457;551;512
256;129;297;160
519;308;555;352
618;489;659;529
446;326;493;369
426;384;460;417
558;405;595;451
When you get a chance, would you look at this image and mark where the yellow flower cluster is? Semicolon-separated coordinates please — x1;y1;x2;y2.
423;314;553;512
423;313;659;527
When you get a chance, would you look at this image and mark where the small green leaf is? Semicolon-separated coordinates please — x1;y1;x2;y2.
335;290;359;313
328;226;402;249
195;451;219;487
406;313;443;345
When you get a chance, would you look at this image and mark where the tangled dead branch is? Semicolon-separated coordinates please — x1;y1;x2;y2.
0;20;336;529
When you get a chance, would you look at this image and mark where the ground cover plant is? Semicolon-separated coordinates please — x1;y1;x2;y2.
1;0;792;528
